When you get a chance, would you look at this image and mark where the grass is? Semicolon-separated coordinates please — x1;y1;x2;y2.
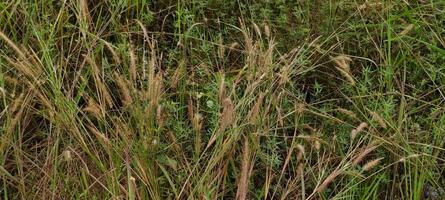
0;0;444;199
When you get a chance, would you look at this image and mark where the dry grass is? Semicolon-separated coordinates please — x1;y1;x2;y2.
1;0;444;199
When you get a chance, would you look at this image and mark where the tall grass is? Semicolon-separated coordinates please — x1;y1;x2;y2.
1;0;444;199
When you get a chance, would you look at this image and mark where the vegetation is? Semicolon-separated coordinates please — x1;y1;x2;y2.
1;0;444;199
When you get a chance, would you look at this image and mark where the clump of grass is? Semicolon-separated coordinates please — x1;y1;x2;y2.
1;0;444;199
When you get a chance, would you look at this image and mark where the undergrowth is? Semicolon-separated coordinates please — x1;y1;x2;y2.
0;0;444;199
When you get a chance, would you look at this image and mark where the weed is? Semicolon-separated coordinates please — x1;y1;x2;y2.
1;0;444;199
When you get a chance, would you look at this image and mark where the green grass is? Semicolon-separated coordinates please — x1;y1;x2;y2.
0;0;444;199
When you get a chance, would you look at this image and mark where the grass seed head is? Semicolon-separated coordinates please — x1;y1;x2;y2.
296;144;305;162
332;55;355;85
399;24;415;36
83;96;102;118
253;22;262;38
84;55;113;108
356;122;368;132
370;111;387;129
10;92;25;113
220;98;234;130
192;113;203;133
296;103;306;115
79;0;91;25
218;38;225;59
104;41;121;64
316;169;343;193
248;92;265;124
351;122;368;140
336;107;357;119
264;23;271;38
362;157;383;171
0;87;4;98
115;72;133;107
62;150;73;162
230;42;240;50
0;31;27;60
88;125;111;147
236;137;251;200
353;145;378;166
129;43;137;81
314;140;321;150
156;105;164;128
218;73;226;101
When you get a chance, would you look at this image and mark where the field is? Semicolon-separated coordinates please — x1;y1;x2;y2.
1;0;444;199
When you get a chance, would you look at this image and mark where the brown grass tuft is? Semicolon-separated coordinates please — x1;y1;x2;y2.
191;113;203;134
353;145;378;166
315;169;343;193
351;122;368;141
104;41;121;64
0;87;4;98
171;62;184;90
239;18;253;54
62;150;73;162
314;140;321;151
83;96;103;118
248;92;265;124
253;22;262;38
84;55;113;108
356;122;368;132
192;113;203;155
4;57;40;79
129;43;137;81
207;98;234;147
112;117;132;143
0;31;27;60
399;24;414;36
114;72;133;107
264;23;271;38
369;111;387;128
79;0;91;25
332;55;355;85
230;42;240;50
358;1;383;11
148;73;164;106
156;105;164;128
10;92;25;113
336;107;357;119
87;125;111;147
236;137;251;200
398;154;422;163
276;107;284;127
218;72;226;101
296;144;305;162
129;176;137;200
278;65;291;85
4;75;19;86
362;157;383;171
220;98;234;131
218;37;225;59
